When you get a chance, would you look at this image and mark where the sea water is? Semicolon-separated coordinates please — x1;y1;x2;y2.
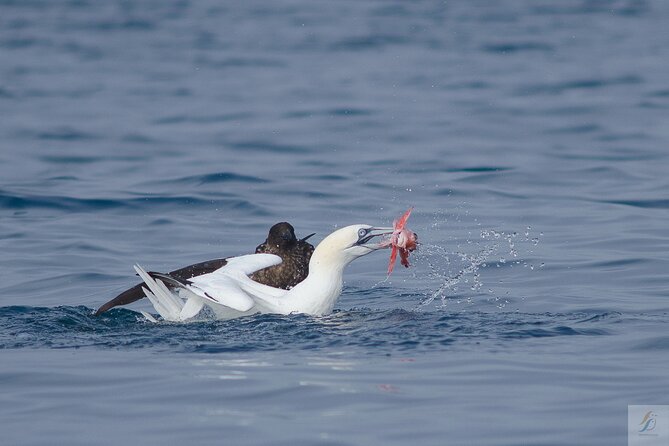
1;1;669;444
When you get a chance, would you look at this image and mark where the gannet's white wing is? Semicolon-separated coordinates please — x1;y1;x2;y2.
222;254;283;275
136;254;285;321
187;253;283;311
134;265;202;322
188;274;255;312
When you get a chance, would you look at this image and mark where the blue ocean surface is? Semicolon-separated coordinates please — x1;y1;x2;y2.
1;1;669;444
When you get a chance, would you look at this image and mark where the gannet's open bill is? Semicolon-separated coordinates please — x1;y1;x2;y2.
134;224;404;322
94;222;315;315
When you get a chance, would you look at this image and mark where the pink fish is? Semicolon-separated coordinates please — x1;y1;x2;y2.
386;207;417;275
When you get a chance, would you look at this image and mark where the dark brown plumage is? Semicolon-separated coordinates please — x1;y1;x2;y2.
250;222;315;289
94;222;315;315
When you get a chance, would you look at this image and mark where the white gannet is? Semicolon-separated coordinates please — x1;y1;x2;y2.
134;224;394;322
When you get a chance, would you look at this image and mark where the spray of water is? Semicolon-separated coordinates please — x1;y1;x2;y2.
413;226;542;310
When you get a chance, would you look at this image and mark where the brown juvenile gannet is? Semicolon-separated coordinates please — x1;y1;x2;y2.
251;222;315;288
94;222;314;315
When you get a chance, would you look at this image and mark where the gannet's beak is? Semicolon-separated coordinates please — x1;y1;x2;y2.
356;227;394;250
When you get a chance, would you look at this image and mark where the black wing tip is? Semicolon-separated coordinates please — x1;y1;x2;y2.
93;307;106;316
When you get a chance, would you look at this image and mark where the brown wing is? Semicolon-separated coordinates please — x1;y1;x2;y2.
94;258;228;315
167;258;229;282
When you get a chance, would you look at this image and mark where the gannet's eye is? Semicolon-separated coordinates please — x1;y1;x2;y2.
358;228;368;238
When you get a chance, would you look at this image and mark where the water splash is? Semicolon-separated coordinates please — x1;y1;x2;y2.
414;226;543;310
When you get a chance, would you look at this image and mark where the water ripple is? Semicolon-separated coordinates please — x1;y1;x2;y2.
153;113;254;125
0;306;622;353
516;75;643;96
0;190;265;214
329;34;408;51
163;172;270;186
36;127;99;141
602;199;669;209
227;140;311;154
482;42;554;53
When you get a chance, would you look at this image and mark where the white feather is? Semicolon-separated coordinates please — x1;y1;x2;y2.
134;253;284;321
140;311;158;323
189;274;255;312
135;266;185;321
180;296;205;320
221;253;282;275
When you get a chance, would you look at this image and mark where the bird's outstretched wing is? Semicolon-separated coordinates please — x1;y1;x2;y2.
94;258;229;315
137;254;284;322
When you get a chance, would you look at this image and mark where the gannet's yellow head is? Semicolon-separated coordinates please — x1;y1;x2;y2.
309;224;394;271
